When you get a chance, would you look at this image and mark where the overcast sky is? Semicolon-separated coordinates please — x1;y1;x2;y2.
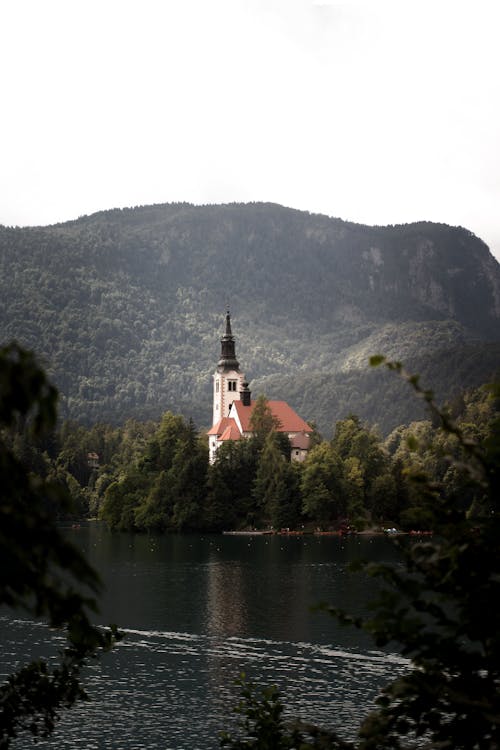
1;0;499;261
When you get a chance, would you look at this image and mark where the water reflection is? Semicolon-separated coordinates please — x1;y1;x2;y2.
1;527;408;749
206;557;247;636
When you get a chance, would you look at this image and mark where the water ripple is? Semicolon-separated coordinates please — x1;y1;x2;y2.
0;616;409;749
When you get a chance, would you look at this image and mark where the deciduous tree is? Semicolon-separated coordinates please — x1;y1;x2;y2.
0;342;117;748
300;442;344;525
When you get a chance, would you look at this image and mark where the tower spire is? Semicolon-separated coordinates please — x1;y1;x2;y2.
218;309;239;371
209;310;247;461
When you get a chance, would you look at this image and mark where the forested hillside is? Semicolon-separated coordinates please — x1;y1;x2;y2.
1;202;499;433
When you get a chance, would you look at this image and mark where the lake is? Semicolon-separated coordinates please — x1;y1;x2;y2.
0;525;409;749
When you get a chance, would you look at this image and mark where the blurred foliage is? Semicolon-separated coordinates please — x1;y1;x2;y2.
0;343;118;748
221;367;500;749
220;676;353;749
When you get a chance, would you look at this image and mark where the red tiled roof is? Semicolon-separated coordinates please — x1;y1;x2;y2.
207;417;234;436
219;422;242;441
231;400;311;434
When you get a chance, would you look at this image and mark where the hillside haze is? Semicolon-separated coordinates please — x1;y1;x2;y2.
1;202;499;434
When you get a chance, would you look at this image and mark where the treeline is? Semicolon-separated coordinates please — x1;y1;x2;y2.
11;385;497;533
266;337;500;435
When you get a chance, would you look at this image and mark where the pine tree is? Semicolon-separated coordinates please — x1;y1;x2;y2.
252;433;298;529
170;420;208;530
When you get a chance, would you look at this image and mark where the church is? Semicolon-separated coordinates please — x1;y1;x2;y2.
207;312;312;463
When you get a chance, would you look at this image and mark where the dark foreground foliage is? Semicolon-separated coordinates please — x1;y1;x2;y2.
220;676;353;750
0;343;118;748
221;360;500;749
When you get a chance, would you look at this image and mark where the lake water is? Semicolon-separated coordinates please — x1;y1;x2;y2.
0;526;409;749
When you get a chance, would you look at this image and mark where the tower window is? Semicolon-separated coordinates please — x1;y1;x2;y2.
228;380;237;392
216;381;219;393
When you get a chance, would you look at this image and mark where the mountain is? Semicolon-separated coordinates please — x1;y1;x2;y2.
1;202;499;434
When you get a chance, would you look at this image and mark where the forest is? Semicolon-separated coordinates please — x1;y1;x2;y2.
10;375;498;535
1;202;500;435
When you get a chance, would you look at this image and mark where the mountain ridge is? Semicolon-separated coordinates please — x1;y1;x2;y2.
1;202;499;433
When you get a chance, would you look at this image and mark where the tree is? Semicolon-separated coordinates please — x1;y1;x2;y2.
249;394;282;448
56;421;93;486
205;461;236;531
99;412;208;532
143;411;188;473
341;456;368;528
205;439;260;530
222;360;500;749
332;416;388;515
0;342;117;748
134;470;171;530
252;432;300;529
367;472;398;524
99;465;146;530
170;419;208;530
350;360;500;749
300;442;344;525
220;677;353;750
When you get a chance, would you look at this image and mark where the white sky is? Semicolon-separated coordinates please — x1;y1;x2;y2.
1;0;499;261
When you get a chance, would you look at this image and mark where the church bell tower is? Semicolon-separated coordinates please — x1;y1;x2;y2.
212;310;245;424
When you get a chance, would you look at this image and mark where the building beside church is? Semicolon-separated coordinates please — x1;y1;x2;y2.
207;312;312;463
